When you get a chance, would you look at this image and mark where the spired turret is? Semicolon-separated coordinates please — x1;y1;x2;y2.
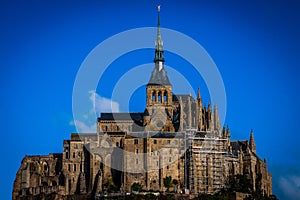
197;88;203;131
249;129;256;154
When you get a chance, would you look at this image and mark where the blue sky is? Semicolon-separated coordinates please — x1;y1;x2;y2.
1;0;300;199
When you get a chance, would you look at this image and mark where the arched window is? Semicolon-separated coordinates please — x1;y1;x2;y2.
152;91;156;101
158;91;162;102
164;91;167;102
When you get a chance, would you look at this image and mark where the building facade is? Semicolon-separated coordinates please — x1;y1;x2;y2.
12;8;272;200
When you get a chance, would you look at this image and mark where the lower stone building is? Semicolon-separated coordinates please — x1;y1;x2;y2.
13;129;272;199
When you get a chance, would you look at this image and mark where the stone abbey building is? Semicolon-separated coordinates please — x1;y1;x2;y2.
13;7;272;200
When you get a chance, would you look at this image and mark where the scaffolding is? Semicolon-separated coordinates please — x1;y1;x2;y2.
185;129;227;194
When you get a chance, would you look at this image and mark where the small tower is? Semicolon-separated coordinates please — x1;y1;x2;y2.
213;104;220;132
207;102;213;131
249;129;256;154
197;88;203;131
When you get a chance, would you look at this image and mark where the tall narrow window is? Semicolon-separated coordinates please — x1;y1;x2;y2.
158;91;162;102
65;147;69;159
136;159;138;165
164;91;167;102
74;164;76;172
134;139;138;144
152;91;156;102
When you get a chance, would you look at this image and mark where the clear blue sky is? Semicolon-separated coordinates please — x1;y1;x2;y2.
1;0;299;199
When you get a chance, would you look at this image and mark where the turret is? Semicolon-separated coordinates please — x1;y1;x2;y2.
249;129;256;154
197;88;203;131
213;104;220;133
208;102;214;131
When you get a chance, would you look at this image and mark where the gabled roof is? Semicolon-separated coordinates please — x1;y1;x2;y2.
172;94;195;102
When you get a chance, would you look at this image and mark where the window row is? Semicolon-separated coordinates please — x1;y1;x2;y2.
68;163;82;172
151;91;168;102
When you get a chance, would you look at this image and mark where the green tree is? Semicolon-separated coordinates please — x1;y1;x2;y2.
163;176;172;192
131;182;142;193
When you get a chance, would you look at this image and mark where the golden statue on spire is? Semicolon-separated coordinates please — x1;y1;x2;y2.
158;5;161;12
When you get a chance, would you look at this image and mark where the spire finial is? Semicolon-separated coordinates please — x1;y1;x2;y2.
158;5;161;12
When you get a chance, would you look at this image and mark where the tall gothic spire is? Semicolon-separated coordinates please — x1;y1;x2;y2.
154;5;164;63
148;5;171;86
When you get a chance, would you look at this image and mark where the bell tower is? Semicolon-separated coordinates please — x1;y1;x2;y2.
144;6;174;132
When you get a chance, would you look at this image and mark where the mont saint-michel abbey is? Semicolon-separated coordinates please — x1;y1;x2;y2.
13;8;272;200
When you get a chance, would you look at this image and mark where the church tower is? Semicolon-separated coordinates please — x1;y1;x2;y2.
144;6;174;132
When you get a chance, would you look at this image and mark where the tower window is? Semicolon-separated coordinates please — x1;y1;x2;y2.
74;164;76;172
136;159;138;165
65;147;69;159
158;91;162;102
152;91;156;102
164;91;167;102
154;140;157;144
134;139;138;144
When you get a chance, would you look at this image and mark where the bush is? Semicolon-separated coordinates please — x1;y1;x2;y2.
131;182;142;192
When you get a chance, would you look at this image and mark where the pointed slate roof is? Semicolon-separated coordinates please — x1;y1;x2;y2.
148;66;171;86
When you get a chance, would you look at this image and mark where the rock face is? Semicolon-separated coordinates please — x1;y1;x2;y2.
12;7;272;200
